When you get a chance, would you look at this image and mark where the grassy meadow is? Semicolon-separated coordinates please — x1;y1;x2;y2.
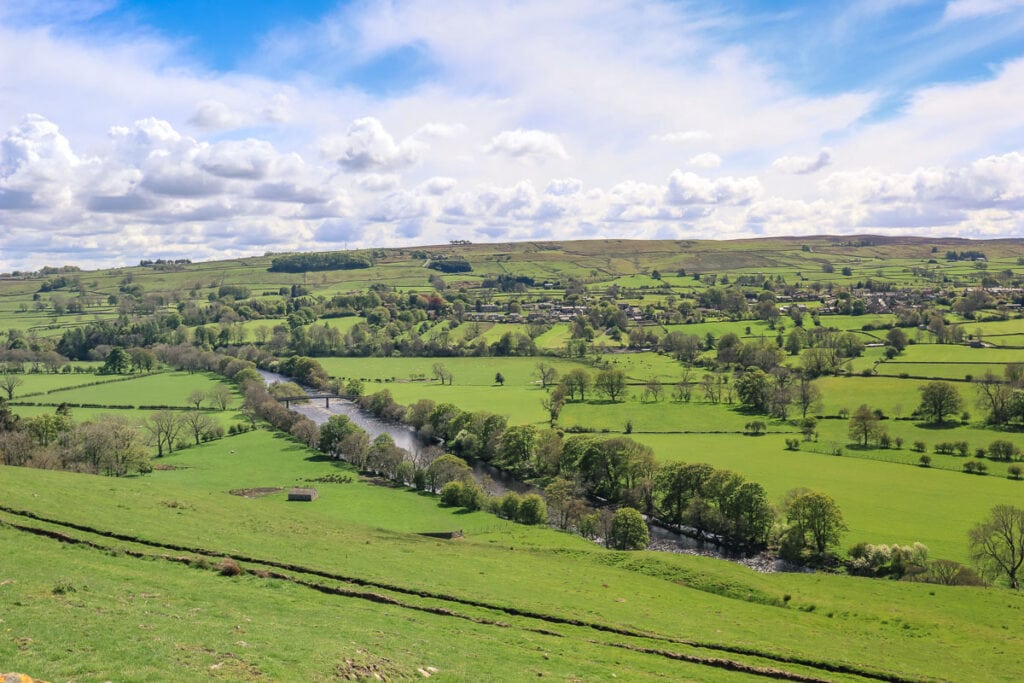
4;235;1024;680
4;429;1024;681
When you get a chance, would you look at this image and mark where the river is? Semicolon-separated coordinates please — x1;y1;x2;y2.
258;370;532;495
258;369;790;570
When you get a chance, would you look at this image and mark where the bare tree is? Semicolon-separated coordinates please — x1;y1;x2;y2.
183;410;216;446
969;505;1024;589
144;410;185;457
1;374;24;400
535;362;559;388
187;389;207;410
208;384;234;411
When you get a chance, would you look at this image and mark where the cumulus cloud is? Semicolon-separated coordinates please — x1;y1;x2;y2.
0;114;83;209
188;100;248;130
421;176;457;195
822;152;1024;208
320;117;423;172
772;148;833;174
546;177;583;196
197;139;275;179
665;170;762;205
484;129;568;161
355;173;401;192
688;152;722;169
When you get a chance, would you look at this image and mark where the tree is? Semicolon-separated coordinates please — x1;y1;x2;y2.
561;368;592;401
187;389;207;410
290;418;320;448
540;386;565;426
0;373;23;400
885;327;908;353
975;371;1015;425
794;374;822;419
535;362;559;389
785;490;847;557
97;415;148;476
102;347;132;374
183;410;216;446
988;439;1019;462
641;377;663;403
968;505;1024;588
516;494;548;525
318;414;360;457
143;410;184;457
917;381;963;424
208;384;233;411
425;453;473;491
595;368;627;402
736;368;770;413
497;424;537;474
607;507;649;550
848;404;880;446
432;362;453;385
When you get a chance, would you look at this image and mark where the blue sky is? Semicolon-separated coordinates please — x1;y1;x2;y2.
1;0;1023;270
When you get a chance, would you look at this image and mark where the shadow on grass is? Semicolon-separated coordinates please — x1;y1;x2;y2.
914;421;966;430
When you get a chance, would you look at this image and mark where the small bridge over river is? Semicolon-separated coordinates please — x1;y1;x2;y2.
274;394;354;408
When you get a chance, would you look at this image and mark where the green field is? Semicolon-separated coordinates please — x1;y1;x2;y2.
4;236;1024;680
4;429;1024;681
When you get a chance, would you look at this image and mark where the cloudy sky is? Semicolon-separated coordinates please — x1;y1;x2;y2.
1;0;1023;271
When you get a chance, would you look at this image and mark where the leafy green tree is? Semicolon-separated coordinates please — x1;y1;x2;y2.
608;507;649;550
595;368;628;402
318;415;360;456
885;327;908;352
655;462;713;529
736;367;770;413
425;453;472;491
848;404;880;446
917;381;963;424
561;368;593;401
497;424;537;474
102;347;132;374
784;490;847;557
516;494;548;525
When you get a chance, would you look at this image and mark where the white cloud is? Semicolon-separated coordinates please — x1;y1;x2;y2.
355;173;401;192
772;148;833;175
484;129;568;161
688;152;722;169
421;176;457;195
320;117;423;172
546;177;583;196
665;170;762;205
188;100;248;131
0;114;83;209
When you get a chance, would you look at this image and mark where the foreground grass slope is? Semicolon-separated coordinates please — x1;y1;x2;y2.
3;429;1024;681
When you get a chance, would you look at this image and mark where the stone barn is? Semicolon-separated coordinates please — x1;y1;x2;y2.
287;487;318;501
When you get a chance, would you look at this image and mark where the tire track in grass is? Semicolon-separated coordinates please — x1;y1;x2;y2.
0;506;928;683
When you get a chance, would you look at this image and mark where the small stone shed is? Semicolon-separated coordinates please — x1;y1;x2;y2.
287;487;318;502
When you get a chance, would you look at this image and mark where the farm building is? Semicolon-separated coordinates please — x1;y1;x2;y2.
287;487;318;502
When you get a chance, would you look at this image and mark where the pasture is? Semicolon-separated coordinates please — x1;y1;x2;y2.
3;429;1024;681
